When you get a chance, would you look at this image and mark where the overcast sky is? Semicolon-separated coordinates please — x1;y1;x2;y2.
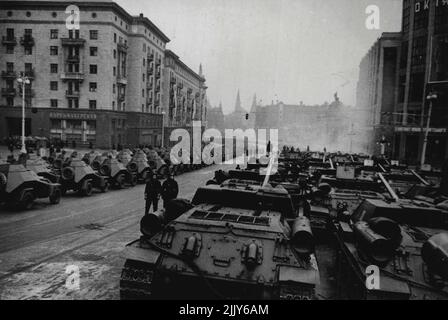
116;0;403;114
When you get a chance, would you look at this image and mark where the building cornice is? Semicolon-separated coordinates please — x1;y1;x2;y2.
165;49;205;83
0;1;172;43
0;1;133;23
132;15;170;43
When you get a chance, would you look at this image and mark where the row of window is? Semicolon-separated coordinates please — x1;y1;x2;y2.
4;61;101;75
50;99;97;109
51;119;97;131
48;81;98;92
6;28;99;40
6;11;98;19
5;46;33;55
111;118;127;129
5;62;33;74
3;98;97;110
5;45;121;63
48;46;99;56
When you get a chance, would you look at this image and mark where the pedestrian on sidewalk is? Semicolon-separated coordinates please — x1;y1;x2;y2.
161;174;179;208
144;173;161;215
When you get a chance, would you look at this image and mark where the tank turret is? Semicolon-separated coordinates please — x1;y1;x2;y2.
0;162;62;210
333;198;448;299
59;159;109;196
422;233;448;279
127;150;152;183
100;158;137;189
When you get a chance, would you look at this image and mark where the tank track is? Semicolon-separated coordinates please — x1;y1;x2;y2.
119;260;154;300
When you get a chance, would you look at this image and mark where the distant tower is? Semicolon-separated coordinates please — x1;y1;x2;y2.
199;63;203;77
234;89;244;113
248;93;257;129
250;94;257;112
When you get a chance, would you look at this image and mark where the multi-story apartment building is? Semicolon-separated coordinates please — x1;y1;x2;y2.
162;50;207;148
0;1;199;149
357;0;448;166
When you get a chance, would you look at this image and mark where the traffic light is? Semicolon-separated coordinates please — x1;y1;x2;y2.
245;113;249;120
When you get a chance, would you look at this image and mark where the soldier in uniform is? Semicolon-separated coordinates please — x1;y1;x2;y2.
144;173;161;215
161;174;179;208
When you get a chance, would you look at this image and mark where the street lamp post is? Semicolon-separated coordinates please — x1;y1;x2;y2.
421;92;438;166
17;75;30;154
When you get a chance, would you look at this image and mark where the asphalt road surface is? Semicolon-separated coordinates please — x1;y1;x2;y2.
0;157;336;300
0;162;236;300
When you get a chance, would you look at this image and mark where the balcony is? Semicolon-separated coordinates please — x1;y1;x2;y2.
154;99;160;107
155;84;160;92
148;67;153;75
170;77;177;84
1;88;16;97
155;70;161;78
20;35;35;47
1;71;17;79
66;90;80;98
61;37;86;46
117;42;128;53
117;75;128;85
155;58;161;66
148;53;154;61
2;36;17;46
61;72;85;81
118;94;126;102
67;55;80;62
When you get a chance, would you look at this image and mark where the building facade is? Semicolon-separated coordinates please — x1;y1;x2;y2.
206;103;225;133
357;0;448;166
356;32;402;156
254;99;356;153
0;1;204;149
161;50;207;148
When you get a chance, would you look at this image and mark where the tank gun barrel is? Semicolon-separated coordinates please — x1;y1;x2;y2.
410;170;431;186
329;158;334;170
262;154;277;188
353;221;396;264
378;173;400;201
378;164;387;173
291;216;315;255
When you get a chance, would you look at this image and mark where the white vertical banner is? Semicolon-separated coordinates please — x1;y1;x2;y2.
173;86;178;124
192;97;197;120
202;94;206;122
